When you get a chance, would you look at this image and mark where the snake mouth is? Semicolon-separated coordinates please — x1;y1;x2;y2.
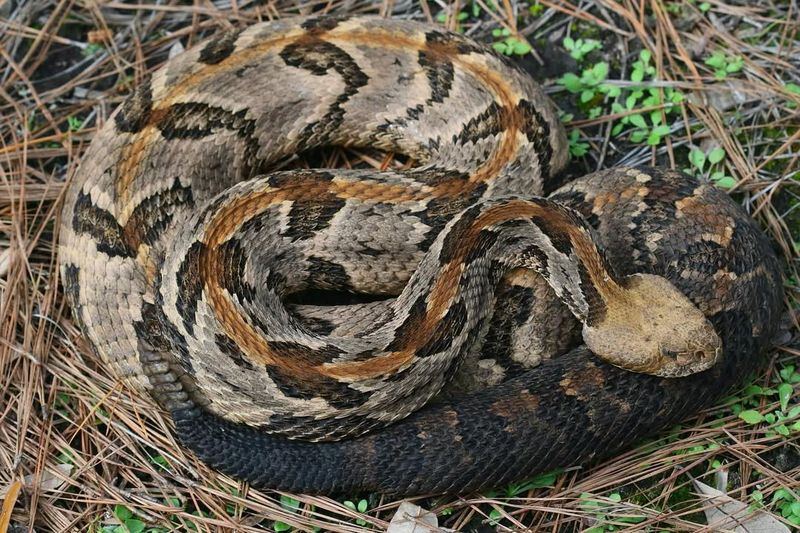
656;342;722;378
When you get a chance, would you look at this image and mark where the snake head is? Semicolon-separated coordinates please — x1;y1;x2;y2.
582;273;722;378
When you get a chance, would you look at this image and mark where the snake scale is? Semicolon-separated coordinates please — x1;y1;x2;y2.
60;16;782;495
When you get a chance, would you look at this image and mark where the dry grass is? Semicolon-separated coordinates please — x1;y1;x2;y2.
1;0;798;531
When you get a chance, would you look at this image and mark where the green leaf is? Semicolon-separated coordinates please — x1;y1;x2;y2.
778;383;793;412
343;500;356;511
280;496;300;512
705;52;726;70
629;114;647;129
789;405;800;418
773;488;790;502
273;521;292;532
650;111;662;126
603;85;621;98
512;40;532;55
640;49;651;63
739;410;764;424
646;131;662;146
580;89;595;103
492;42;508;54
630;130;647;143
357;499;368;513
714;176;736;188
787;83;800;95
708;147;725;165
743;384;763;397
726;57;744;73
591;62;609;81
125;520;145;533
642;94;660;107
115;506;132;522
492;28;503;37
631;68;644;83
699;2;711;12
563;36;575;50
689;148;706;172
776;424;790;436
559;72;583;92
652;125;671;137
512;471;559;494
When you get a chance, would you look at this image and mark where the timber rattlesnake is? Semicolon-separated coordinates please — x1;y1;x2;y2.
60;16;782;494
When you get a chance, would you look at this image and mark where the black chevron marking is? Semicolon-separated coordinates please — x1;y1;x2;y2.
279;40;369;145
115;75;153;134
198;29;243;65
124;178;194;250
72;191;134;258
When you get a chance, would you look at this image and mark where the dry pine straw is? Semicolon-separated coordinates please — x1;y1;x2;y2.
1;0;798;532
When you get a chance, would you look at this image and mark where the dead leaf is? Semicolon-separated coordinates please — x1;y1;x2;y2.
387;502;440;533
0;479;21;533
693;479;790;533
0;464;73;498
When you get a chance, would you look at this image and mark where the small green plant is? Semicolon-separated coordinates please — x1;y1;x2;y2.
67;115;85;131
528;1;544;16
558;62;611;105
568;129;589;157
735;364;800;438
435;10;467;23
503;470;559;497
342;499;369;526
688;146;735;188
786;82;800;108
82;42;104;57
100;505;146;533
563;36;601;62
435;2;482;32
772;488;800;526
704;51;744;80
580;492;646;532
491;28;532;56
630;50;656;83
624;111;671;146
273;496;301;532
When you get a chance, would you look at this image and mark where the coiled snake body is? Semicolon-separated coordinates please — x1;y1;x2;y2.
60;16;782;494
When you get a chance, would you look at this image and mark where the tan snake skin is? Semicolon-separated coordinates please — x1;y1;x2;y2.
59;16;782;494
